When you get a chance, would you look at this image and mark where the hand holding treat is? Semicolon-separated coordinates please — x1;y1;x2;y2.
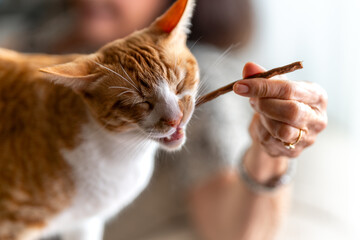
196;61;303;107
234;62;328;158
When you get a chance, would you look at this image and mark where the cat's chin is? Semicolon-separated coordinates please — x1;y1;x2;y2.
157;128;186;152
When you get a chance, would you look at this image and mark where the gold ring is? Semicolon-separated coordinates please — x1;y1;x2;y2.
284;129;304;150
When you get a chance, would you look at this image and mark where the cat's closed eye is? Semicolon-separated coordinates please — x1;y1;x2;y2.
112;99;152;111
137;101;153;111
139;79;151;89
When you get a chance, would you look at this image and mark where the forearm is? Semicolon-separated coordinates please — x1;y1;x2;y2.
236;142;292;240
187;142;292;240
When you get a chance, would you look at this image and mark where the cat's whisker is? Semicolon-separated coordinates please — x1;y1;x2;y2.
131;96;142;108
189;36;203;51
119;63;138;89
109;86;138;98
92;60;141;93
182;144;190;154
140;128;154;140
124;134;152;155
127;142;149;161
196;80;209;98
138;139;150;152
201;43;238;84
212;44;235;67
146;128;156;140
123;137;143;151
191;113;200;120
114;134;146;154
196;90;206;102
132;129;147;139
117;90;135;98
109;86;133;91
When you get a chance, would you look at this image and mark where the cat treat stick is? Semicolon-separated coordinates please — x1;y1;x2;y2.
195;61;303;107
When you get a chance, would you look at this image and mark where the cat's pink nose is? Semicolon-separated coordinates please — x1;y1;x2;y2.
162;114;183;127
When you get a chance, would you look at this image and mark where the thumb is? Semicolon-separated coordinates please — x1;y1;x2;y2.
242;62;266;78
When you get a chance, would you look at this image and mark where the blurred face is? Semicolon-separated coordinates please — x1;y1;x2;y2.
74;0;167;46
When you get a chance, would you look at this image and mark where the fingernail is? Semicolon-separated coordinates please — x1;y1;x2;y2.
234;84;249;94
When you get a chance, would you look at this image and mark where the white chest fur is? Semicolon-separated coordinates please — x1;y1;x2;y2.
45;118;158;234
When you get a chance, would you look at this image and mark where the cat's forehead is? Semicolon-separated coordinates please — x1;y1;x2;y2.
102;34;185;64
100;39;187;86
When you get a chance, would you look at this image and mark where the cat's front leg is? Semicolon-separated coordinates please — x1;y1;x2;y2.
61;217;104;240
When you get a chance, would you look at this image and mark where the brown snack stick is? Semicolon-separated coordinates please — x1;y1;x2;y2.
195;61;303;107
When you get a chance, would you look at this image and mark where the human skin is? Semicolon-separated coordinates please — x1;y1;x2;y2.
187;63;328;240
64;0;167;50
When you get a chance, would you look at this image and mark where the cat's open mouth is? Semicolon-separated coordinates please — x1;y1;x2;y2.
157;127;185;150
160;127;184;143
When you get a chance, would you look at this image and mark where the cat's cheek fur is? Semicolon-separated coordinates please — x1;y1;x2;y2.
178;95;195;127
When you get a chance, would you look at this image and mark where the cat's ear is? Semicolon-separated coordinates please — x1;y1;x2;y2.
150;0;195;37
40;58;98;92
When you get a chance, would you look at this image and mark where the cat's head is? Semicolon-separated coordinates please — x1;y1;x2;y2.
40;0;199;151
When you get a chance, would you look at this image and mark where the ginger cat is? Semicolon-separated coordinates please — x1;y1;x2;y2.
0;0;199;239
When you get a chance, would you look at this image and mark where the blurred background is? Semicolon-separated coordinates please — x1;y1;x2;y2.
1;0;359;239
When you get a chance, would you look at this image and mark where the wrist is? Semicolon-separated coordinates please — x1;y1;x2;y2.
243;143;289;184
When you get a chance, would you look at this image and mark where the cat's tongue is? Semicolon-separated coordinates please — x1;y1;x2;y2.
162;128;184;143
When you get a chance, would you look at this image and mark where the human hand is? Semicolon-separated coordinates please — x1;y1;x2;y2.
234;62;328;158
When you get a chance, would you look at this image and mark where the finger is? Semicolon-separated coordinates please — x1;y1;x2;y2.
234;79;326;108
251;98;316;130
250;114;281;157
242;62;266;78
259;115;302;144
252;114;303;158
256;113;315;148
